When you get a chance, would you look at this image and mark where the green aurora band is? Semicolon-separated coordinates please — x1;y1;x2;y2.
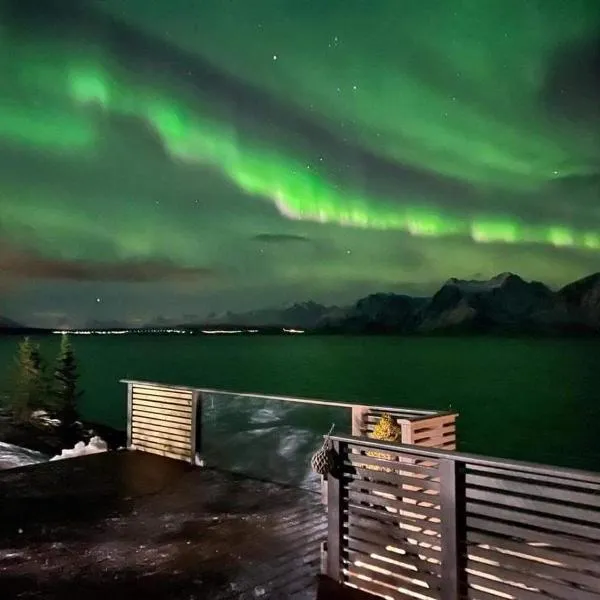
1;4;599;252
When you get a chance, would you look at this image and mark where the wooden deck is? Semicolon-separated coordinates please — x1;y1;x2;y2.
0;451;326;599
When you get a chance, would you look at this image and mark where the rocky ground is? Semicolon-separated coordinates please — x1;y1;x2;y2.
0;408;126;466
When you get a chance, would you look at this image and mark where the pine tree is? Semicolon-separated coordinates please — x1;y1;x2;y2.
53;334;82;440
8;337;48;424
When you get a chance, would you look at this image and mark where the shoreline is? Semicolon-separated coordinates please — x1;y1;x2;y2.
0;409;126;462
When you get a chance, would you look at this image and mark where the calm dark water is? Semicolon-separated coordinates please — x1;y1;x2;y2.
1;334;600;481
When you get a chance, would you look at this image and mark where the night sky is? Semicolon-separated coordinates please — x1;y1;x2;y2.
1;0;599;327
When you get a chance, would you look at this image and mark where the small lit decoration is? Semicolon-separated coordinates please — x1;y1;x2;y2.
310;423;336;475
367;413;402;471
371;413;402;442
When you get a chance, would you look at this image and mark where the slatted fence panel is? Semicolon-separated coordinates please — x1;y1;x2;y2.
327;436;600;600
359;410;457;451
408;415;457;451
465;463;600;600
129;384;194;462
341;441;443;599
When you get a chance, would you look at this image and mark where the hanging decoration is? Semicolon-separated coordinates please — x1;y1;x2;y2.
310;423;336;475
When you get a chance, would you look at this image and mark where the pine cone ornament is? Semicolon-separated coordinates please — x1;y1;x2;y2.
310;424;336;475
311;441;334;475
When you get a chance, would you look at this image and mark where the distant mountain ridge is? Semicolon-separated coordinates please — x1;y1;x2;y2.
0;316;24;329
5;272;600;335
201;272;600;334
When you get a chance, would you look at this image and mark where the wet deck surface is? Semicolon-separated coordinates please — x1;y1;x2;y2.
0;451;326;599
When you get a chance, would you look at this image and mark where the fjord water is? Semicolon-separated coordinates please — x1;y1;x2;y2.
1;335;599;483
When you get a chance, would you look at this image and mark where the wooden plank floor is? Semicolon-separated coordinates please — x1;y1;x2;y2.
0;451;327;599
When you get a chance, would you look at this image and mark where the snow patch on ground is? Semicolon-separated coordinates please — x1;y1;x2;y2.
50;436;108;461
30;410;62;428
0;442;48;470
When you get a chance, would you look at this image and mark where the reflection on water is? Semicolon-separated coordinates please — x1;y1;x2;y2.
200;392;350;490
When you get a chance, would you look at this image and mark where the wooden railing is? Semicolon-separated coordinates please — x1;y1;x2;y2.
121;380;458;466
126;381;198;462
323;434;600;600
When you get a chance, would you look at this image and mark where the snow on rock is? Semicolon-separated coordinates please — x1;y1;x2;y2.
30;410;62;428
0;442;48;470
50;436;108;461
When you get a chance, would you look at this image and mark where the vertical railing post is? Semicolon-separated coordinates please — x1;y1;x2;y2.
440;457;467;600
351;405;368;436
126;382;133;449
326;439;345;583
190;391;201;465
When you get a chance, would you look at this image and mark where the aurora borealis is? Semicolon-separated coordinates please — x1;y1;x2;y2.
1;0;599;327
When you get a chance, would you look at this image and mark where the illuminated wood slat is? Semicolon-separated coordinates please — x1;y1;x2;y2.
131;401;192;418
130;442;188;461
130;416;191;434
132;393;193;408
131;411;192;427
131;434;190;454
132;385;193;401
131;420;192;440
131;432;191;452
131;426;190;446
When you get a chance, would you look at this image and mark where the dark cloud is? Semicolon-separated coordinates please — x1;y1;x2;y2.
0;242;218;283
542;34;600;121
252;233;311;244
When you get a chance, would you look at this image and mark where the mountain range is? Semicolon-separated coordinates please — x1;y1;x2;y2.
0;316;24;330
2;272;600;335
198;272;600;335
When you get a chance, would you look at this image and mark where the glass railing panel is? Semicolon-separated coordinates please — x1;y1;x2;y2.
199;391;351;491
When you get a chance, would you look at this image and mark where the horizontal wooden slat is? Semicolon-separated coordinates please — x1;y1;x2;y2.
131;432;190;457
467;559;600;600
347;512;442;550
132;420;191;439
466;571;544;600
467;473;600;508
413;423;455;436
347;479;440;506
467;515;600;556
412;422;455;440
467;501;600;541
346;453;439;477
132;411;192;428
347;467;440;492
468;530;600;577
349;492;441;523
345;564;437;600
467;585;516;600
133;398;192;415
347;525;441;568
410;434;456;449
131;426;190;446
466;486;600;525
345;552;439;597
131;432;191;452
466;542;600;594
347;539;439;584
467;463;600;491
412;414;456;433
132;386;193;400
130;442;188;461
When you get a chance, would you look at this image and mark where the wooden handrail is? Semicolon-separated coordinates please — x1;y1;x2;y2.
329;433;600;483
120;379;452;420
